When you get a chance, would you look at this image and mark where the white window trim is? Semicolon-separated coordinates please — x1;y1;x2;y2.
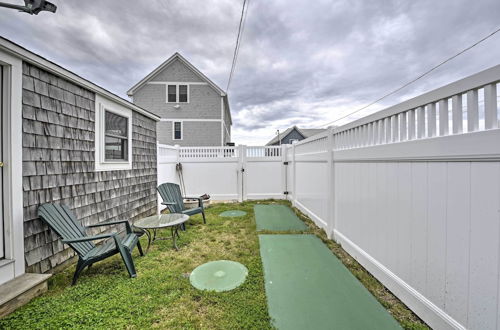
172;121;183;141
95;94;133;171
166;84;190;104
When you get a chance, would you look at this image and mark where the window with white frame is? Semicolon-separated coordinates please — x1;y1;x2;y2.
95;95;133;171
173;121;182;140
104;111;128;161
166;84;189;103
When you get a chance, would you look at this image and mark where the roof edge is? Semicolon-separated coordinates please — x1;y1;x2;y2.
127;52;227;97
0;37;160;122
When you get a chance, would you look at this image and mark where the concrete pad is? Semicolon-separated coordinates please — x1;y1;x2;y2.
259;235;401;329
254;205;308;231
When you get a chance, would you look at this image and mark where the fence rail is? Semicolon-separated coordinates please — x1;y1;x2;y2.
177;146;239;158
331;65;500;151
157;64;500;330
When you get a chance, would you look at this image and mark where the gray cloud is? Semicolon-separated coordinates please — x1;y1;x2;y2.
1;0;499;144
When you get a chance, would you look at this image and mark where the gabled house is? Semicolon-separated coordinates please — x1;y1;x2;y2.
127;53;232;146
266;126;327;145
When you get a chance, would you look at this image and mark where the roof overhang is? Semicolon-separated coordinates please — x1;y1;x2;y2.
0;37;161;122
127;52;227;98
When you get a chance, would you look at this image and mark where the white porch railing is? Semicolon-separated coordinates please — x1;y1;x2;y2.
157;64;500;330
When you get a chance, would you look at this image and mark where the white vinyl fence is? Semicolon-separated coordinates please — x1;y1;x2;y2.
157;144;286;209
157;64;500;330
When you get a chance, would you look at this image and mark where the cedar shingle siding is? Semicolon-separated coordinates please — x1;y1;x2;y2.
21;62;158;273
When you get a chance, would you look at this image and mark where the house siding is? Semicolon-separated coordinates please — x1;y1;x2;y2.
150;58;203;82
132;56;226;146
21;62;158;273
157;121;221;146
134;84;221;120
223;103;231;144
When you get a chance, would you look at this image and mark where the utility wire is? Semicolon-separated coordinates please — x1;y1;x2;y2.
317;26;500;128
226;0;249;92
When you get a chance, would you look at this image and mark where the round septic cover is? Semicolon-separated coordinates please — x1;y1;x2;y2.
219;210;247;217
190;260;248;292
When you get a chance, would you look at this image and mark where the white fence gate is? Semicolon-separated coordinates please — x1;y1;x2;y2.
157;144;288;210
157;64;500;330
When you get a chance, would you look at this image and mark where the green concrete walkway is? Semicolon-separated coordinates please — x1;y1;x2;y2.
259;235;401;330
254;205;308;231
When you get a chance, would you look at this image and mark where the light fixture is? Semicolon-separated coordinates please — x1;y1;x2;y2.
0;0;57;15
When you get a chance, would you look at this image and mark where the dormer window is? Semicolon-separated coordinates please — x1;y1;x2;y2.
167;84;189;103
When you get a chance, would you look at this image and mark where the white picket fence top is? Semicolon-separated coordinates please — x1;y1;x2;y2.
158;145;283;160
293;64;500;153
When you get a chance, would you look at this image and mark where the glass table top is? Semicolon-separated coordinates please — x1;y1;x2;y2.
134;213;189;229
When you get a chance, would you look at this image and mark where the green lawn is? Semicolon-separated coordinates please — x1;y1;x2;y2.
1;202;271;329
0;200;428;329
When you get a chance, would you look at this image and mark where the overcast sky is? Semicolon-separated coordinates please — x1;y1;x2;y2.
1;0;499;144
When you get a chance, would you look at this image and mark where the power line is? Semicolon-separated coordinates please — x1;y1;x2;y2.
317;25;500;128
226;0;249;92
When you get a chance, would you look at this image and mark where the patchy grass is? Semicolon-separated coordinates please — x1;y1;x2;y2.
0;202;271;329
1;200;428;329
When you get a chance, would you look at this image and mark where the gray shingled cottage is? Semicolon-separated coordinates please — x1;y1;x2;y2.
0;37;160;305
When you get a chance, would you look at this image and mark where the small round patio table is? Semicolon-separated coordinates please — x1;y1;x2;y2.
134;213;189;251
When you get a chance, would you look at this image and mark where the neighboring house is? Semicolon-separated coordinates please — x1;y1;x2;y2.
0;37;160;301
266;126;327;145
127;53;232;146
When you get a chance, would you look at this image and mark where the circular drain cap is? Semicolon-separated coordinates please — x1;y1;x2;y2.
219;210;247;217
190;260;248;292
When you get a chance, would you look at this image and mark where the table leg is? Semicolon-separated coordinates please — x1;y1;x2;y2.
143;229;152;252
172;225;180;250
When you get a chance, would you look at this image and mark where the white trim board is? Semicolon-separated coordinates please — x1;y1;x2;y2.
148;81;208;86
0;48;25;285
160;118;222;122
0;37;160;122
334;129;500;162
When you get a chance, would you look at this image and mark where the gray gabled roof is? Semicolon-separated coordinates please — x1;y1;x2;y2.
127;52;231;124
265;126;327;145
127;52;226;96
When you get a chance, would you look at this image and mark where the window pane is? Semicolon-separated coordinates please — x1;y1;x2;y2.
105;136;128;160
168;85;177;102
179;85;188;102
105;111;128;138
174;122;182;140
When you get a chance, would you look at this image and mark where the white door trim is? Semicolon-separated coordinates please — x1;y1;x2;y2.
0;65;3;259
0;49;25;284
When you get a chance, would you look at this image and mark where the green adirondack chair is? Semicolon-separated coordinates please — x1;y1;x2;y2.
38;203;144;285
157;182;206;228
